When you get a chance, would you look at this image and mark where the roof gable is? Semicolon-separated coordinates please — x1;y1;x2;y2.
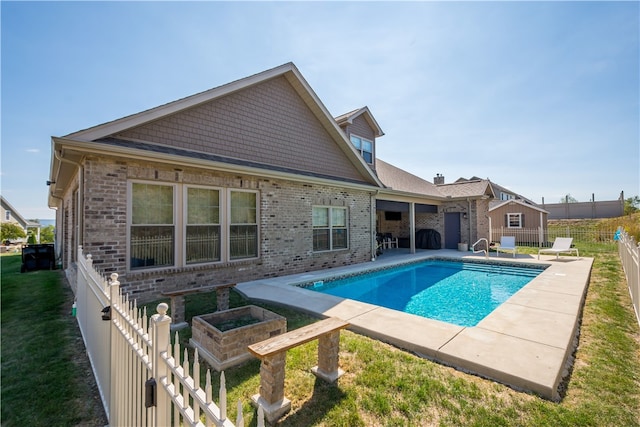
489;199;548;214
335;107;384;138
436;179;494;199
114;76;369;183
1;196;31;228
54;63;383;188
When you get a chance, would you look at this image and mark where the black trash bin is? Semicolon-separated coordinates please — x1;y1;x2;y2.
21;244;55;273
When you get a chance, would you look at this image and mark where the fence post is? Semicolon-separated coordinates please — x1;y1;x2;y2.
107;274;120;424
151;303;172;427
538;226;543;248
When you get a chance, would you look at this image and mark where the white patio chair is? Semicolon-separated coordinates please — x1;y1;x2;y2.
495;236;517;258
538;237;579;260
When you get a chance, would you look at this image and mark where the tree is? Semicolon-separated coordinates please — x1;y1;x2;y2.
561;194;578;203
40;225;55;243
624;196;640;215
1;222;26;243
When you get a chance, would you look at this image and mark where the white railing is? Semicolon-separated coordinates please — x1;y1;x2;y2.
617;228;640;327
471;238;489;258
76;247;261;426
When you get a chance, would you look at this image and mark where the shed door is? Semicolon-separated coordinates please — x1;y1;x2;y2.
444;212;461;249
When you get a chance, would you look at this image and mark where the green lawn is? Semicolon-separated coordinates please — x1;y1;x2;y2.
2;241;639;426
0;253;107;426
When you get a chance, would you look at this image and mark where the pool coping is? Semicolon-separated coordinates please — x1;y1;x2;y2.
235;249;593;401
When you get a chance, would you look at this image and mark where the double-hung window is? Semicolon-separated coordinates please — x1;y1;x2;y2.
350;135;373;164
229;190;258;260
313;206;348;251
186;187;221;264
130;183;175;269
129;182;258;270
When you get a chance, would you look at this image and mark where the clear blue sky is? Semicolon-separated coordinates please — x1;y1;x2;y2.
2;1;638;220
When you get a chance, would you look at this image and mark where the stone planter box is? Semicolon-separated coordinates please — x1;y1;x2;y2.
189;305;286;371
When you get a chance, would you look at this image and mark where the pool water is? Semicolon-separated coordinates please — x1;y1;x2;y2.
307;259;544;327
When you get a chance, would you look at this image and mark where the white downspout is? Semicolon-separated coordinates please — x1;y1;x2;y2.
467;198;473;246
54;149;84;261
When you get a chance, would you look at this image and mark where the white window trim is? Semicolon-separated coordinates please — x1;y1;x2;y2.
507;212;522;228
350;134;374;164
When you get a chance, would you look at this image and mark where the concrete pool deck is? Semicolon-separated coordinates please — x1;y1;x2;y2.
235;249;593;401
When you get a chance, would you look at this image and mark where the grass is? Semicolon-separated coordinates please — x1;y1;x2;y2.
139;241;640;426
0;253;107;426
2;238;639;426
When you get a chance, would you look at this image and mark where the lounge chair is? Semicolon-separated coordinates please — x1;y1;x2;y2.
538;237;579;260
495;236;517;258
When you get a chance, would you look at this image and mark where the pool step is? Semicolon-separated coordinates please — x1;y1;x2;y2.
436;261;542;278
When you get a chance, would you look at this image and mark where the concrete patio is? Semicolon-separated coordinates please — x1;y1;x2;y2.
235;249;593;401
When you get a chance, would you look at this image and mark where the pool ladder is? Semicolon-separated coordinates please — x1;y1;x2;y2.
472;238;489;258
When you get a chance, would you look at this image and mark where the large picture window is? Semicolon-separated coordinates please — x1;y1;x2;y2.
130;183;175;269
313;206;348;251
129;181;258;270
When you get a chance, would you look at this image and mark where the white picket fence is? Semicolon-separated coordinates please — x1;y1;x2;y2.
617;229;640;327
76;246;263;426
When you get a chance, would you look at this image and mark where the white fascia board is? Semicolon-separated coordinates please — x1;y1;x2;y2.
488;198;549;214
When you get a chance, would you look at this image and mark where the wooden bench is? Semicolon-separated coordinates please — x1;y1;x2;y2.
248;317;349;423
161;283;236;329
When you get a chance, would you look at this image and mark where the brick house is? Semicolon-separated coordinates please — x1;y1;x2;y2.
48;63;537;301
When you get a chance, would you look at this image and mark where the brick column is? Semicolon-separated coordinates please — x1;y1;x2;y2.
216;287;230;311
312;330;344;383
169;296;186;324
251;351;291;424
259;352;286;405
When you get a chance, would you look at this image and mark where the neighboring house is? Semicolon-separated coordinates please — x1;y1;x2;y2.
48;63;539;301
1;196;37;244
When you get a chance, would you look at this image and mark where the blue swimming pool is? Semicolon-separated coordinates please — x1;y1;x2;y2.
305;259;545;327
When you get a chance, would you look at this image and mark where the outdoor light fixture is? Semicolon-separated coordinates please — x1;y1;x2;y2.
46;180;56;186
101;305;111;321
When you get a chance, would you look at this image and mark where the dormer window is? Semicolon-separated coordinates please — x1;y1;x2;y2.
350;135;373;164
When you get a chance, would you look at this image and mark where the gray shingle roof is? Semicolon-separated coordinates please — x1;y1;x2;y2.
436;179;493;198
375;159;443;198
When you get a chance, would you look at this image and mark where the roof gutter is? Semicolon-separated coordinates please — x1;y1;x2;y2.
52;137;382;193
